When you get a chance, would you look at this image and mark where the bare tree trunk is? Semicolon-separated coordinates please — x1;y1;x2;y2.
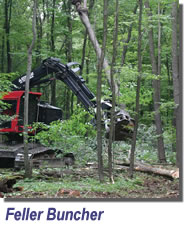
108;0;119;184
71;92;74;115
80;0;94;75
86;46;90;83
129;0;143;178
81;30;88;75
46;0;50;49
64;0;73;118
50;0;56;106
157;2;161;76
24;0;37;178
145;0;166;163
71;0;119;95
1;34;5;72
63;87;67;119
171;1;180;167
96;0;109;183
65;89;70;119
36;1;45;92
177;5;182;168
121;3;138;66
4;0;12;73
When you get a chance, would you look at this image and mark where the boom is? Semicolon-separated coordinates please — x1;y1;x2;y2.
12;57;96;111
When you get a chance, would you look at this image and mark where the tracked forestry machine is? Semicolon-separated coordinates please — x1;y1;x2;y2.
0;57;134;168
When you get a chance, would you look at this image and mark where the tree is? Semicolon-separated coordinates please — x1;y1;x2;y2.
80;0;95;75
129;0;143;178
65;0;73;119
108;0;119;183
144;0;166;163
50;0;56;106
171;1;180;167
121;3;138;66
3;0;12;73
24;0;37;178
96;0;109;183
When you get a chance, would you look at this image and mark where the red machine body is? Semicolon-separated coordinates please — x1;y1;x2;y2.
0;91;41;133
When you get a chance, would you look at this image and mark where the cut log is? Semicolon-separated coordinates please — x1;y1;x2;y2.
0;178;16;193
0;176;22;193
115;160;179;179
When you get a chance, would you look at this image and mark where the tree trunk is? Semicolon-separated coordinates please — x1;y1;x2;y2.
71;92;74;115
80;0;94;75
24;0;37;178
63;87;67;119
65;89;70;119
158;2;161;76
96;0;109;183
129;0;143;178
64;0;73;118
36;1;44;92
4;0;12;73
86;43;91;84
46;0;50;49
145;0;166;163
177;5;182;168
171;1;180;167
50;0;56;106
1;34;5;72
72;0;119;95
121;3;138;66
107;0;119;184
80;30;88;75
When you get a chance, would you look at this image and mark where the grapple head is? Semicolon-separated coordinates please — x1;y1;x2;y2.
113;109;134;141
103;102;134;141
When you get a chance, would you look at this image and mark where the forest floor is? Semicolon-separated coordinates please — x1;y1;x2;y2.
0;165;180;200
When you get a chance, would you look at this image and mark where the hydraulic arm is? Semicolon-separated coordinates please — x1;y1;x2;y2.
12;57;96;111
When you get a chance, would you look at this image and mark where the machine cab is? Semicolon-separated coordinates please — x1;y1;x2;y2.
0;91;41;133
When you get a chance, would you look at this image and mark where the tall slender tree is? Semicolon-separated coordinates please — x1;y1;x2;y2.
171;1;180;167
129;0;143;178
121;3;138;66
108;0;119;183
145;0;166;163
96;0;109;182
64;0;73;119
24;0;37;178
50;0;56;106
80;0;95;75
4;0;12;73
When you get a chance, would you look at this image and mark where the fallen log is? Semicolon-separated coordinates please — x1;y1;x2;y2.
115;160;179;179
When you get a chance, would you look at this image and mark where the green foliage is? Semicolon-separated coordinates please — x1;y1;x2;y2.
112;123;176;165
0;73;13;93
33;106;96;163
0;73;14;124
